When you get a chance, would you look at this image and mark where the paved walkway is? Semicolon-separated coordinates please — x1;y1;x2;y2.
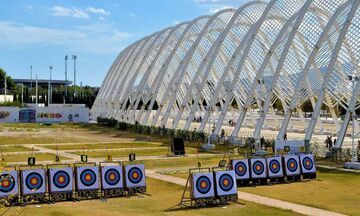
146;170;347;216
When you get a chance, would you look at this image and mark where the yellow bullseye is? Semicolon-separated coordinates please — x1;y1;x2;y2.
223;179;229;186
2;180;9;187
31;178;38;185
132;172;138;178
110;174;115;180
58;176;64;183
290;162;295;168
200;181;207;188
85;174;91;181
256;165;261;171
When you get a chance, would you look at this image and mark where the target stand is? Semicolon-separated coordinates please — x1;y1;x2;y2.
0;166;20;206
123;162;146;196
250;158;268;185
179;167;216;208
47;164;74;202
300;154;316;179
212;167;238;205
231;159;251;186
19;165;48;205
283;155;301;182
99;162;126;198
74;163;100;200
266;156;285;183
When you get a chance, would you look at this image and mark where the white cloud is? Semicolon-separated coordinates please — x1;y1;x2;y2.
51;6;90;19
130;13;136;17
86;7;110;16
173;20;180;25
23;5;34;11
0;21;132;54
209;6;233;13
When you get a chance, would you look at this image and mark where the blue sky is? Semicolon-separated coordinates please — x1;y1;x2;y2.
0;0;249;86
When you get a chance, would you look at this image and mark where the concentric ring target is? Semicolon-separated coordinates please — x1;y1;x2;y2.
302;157;313;170
196;176;211;194
53;171;70;189
105;169;121;186
287;158;298;172
128;167;143;184
269;160;281;174
252;161;265;175
80;169;97;187
234;161;247;177
218;174;234;192
0;174;15;193
25;172;43;191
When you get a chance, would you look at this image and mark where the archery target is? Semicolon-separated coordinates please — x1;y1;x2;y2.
21;169;46;195
214;170;237;196
124;164;146;188
232;159;250;180
284;155;300;176
101;165;123;189
76;166;99;190
250;158;267;179
300;154;316;174
191;172;214;199
266;157;284;178
49;167;73;192
0;170;19;197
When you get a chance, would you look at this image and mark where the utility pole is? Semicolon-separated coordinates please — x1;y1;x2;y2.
21;84;24;106
65;55;68;100
72;55;77;99
35;74;38;107
49;66;53;105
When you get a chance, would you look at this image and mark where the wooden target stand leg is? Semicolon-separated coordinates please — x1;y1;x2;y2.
178;174;193;208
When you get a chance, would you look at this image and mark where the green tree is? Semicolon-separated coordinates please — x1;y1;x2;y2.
0;68;15;90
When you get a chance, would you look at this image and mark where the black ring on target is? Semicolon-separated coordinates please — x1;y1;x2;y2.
196;176;211;194
252;161;265;175
302;157;313;170
53;171;70;189
105;169;121;186
287;158;298;172
219;174;234;192
0;174;15;193
234;161;247;177
128;167;143;184
25;172;43;190
269;159;281;174
80;169;97;186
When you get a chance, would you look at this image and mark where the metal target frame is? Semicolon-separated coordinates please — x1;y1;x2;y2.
266;156;284;178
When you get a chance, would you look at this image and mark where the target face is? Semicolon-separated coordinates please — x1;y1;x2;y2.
284;155;300;176
300;154;316;174
124;164;146;188
22;169;46;195
192;172;214;199
101;166;123;189
232;159;250;180
266;157;284;178
76;166;99;190
49;167;73;192
250;158;267;179
0;171;18;197
215;170;237;196
196;176;211;194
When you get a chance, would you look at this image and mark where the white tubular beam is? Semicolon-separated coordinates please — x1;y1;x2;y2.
305;0;359;142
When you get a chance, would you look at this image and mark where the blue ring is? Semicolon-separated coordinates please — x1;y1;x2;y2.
219;174;233;192
252;161;265;175
105;169;120;186
25;172;43;190
0;174;15;193
196;176;211;194
128;167;143;184
53;170;70;189
269;159;281;174
234;161;247;177
80;169;96;186
287;158;298;172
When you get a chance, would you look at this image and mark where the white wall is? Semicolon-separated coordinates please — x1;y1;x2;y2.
0;107;19;123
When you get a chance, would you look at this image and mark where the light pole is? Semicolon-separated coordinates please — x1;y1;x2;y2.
72;55;77;99
348;75;359;162
36;74;38;107
65;55;68;100
30;66;33;90
49;66;53;105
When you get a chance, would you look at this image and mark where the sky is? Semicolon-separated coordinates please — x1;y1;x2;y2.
0;0;250;87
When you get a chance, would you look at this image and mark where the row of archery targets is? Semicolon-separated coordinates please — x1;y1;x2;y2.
0;162;146;205
182;153;316;207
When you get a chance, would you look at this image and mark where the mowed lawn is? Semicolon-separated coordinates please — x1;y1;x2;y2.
0;145;34;152
166;167;360;216
39;142;164;150
2;153;69;163
4;178;302;216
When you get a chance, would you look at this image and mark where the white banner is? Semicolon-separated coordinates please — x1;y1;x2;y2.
275;140;305;153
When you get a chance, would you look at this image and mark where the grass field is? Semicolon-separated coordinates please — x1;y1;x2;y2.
165;167;360;216
3;178;302;216
2;153;69;163
0;145;35;153
39;142;164;150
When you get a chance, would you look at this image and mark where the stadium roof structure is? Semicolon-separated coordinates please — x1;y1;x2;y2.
92;0;360;148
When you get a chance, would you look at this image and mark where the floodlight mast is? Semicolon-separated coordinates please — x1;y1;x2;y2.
49;66;53;105
72;55;77;99
65;55;68;100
